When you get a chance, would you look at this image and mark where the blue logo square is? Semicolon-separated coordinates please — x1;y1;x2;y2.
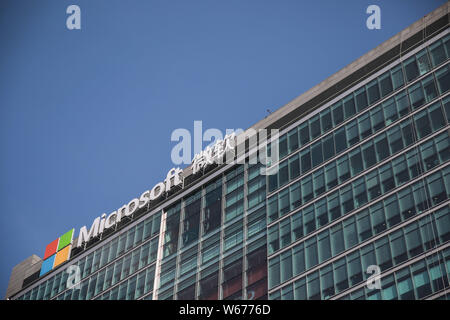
39;255;55;276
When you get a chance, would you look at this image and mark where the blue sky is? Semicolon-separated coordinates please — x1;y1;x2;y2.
0;0;446;298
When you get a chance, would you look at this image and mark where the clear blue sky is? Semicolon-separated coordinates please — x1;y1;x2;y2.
0;0;446;298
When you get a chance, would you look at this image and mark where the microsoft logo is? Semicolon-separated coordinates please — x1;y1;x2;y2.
39;229;74;276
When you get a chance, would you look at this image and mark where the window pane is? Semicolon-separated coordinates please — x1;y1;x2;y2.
343;94;356;119
332;101;344;125
404;56;419;82
428;41;446;67
391;65;405;90
379;72;393;97
298;122;310;147
435;65;450;94
383;98;398;126
421;75;437;103
367;80;380;105
321;109;332;133
416;49;431;75
408;82;425;110
310;115;321;140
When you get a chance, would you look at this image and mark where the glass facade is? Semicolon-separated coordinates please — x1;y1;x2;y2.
12;30;450;301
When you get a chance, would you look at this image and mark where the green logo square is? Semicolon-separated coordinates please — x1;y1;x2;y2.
57;229;74;251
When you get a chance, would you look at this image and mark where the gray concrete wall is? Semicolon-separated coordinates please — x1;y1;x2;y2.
6;255;42;299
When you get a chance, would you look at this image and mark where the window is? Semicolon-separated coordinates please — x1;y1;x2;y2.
321;109;332;133
334;258;349;293
434;207;450;242
435;132;450;163
404;222;423;257
360;244;376;280
322;134;335;161
298;122;310;147
428;40;446;67
435;65;450;94
301;176;313;203
396;269;415;300
279;134;288;159
313;168;325;196
362;141;376;169
268;257;280;289
347;251;362;286
346;120;359;146
289;182;301;210
325;162;337;190
349;148;363;176
427;172;446;206
294;278;306;299
334;127;347;154
310;115;321;140
370;202;386;234
278;160;289;187
367;80;380;105
337;155;350;183
328;192;341;221
303;205;315;235
289;154;300;180
387;126;403;155
416;49;431;75
307;271;320;300
291;211;303;242
370;106;385;132
420;140;438;171
398;187;415;220
182;195;201;247
355;87;368;112
330;224;345;256
203;185;222;235
422;75;437;103
268;225;279;255
383;98;398;125
311;141;323;168
366;170;381;201
412;261;432;299
340;184;354;215
318;230;331;263
404;56;419;82
288;128;299;153
390;229;407;265
408;82;425;109
353;178;367;208
316;199;328;227
268;195;278;223
391;65;405;90
343;94;356;119
292;244;305;276
375;237;392;271
278;188;290;216
332;101;344;126
374;133;389;161
357;210;372;242
305;237;318;269
414;110;431;140
280;218;291;248
320;265;335;299
300;149;311;174
428;101;445;132
385;194;400;227
392;156;409;186
280;251;293;283
358;113;372;139
395;90;410;116
379;72;393;97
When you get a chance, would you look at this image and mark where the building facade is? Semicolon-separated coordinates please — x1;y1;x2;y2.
7;3;450;300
